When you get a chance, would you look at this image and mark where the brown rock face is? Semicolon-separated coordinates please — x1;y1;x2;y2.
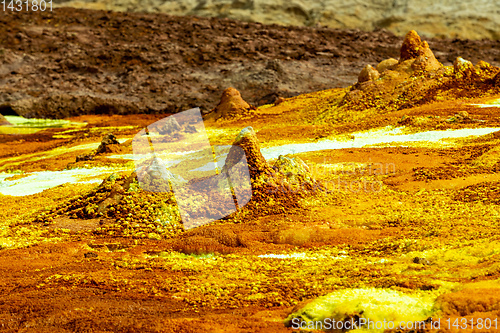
222;126;271;180
10;94;141;119
207;88;253;120
358;65;380;83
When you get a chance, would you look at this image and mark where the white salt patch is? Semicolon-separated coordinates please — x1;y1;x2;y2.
191;153;229;172
0;167;129;196
471;98;500;108
261;126;500;159
258;253;347;260
0;174;14;182
192;162;218;172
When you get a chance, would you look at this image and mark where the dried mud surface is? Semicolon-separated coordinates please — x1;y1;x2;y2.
1;8;500;118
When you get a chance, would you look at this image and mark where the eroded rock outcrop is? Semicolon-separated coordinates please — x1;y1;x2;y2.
96;133;121;154
53;0;500;40
358;65;380;83
75;133;123;163
344;30;500;115
454;57;474;77
9;94;142;119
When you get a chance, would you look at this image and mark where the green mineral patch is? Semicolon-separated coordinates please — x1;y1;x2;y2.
285;288;439;332
0;116;86;134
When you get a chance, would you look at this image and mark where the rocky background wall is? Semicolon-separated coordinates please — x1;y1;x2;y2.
54;0;500;40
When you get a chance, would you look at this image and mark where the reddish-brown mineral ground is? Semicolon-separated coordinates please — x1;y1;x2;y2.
1;8;500;333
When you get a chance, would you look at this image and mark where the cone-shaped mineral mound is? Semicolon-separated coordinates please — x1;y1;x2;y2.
157;117;181;135
399;30;441;72
96;133;121;154
223;126;272;181
76;133;124;162
206;87;255;121
136;156;186;193
33;172;184;239
272;155;316;190
221;127;324;221
33;126;326;235
400;30;423;61
0;114;11;125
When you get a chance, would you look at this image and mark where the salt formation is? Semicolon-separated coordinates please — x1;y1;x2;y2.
345;30;500;114
76;133;123;162
206;87;255;121
271;155;317;191
224;126;271;180
398;30;442;72
356;30;443;87
38;127;318;234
